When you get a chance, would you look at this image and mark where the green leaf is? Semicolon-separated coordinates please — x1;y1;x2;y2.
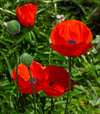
4;56;13;76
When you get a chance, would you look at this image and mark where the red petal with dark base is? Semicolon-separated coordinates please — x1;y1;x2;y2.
12;61;44;94
50;20;94;57
42;65;75;97
50;20;92;44
50;43;94;57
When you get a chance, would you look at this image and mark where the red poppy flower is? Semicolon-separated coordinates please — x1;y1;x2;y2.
42;65;75;97
50;20;94;57
16;3;37;27
12;61;44;94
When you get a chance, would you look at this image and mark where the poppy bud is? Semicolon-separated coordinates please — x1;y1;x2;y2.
20;53;33;67
16;3;37;27
4;20;21;34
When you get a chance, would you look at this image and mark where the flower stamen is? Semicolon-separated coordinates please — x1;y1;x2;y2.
28;77;39;84
49;82;55;86
67;40;76;44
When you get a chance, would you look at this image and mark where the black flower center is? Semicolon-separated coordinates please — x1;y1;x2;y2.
67;40;76;44
49;82;55;86
28;77;39;84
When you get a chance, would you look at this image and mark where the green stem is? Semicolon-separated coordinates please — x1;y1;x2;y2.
51;97;54;114
64;57;71;114
49;48;54;113
34;0;37;4
49;3;57;111
49;48;52;65
28;66;36;114
54;3;57;24
15;38;18;103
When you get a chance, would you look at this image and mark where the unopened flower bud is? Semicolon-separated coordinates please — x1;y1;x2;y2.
20;53;33;67
4;20;21;34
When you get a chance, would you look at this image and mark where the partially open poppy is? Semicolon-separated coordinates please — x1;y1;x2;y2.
42;65;75;97
12;61;44;94
50;20;94;57
16;3;37;27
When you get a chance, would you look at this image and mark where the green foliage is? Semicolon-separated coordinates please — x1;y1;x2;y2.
0;0;100;113
94;35;100;49
0;77;16;113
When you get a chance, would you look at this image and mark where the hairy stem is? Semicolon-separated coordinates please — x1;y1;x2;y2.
64;57;71;114
51;97;54;114
28;66;36;114
15;38;18;103
49;48;54;113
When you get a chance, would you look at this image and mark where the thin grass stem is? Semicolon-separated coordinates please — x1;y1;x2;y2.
0;8;16;16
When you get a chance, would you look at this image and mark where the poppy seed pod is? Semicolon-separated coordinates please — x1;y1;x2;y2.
20;53;33;67
4;20;21;34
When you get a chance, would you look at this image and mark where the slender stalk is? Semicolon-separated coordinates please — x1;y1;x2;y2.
51;97;54;114
64;57;71;114
49;3;57;112
28;66;36;114
49;48;54;113
54;3;57;24
34;0;37;4
15;38;18;103
49;48;52;65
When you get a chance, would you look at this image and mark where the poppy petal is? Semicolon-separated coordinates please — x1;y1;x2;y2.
50;20;92;44
16;3;37;27
50;43;94;57
12;61;44;94
42;65;75;97
12;70;31;90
